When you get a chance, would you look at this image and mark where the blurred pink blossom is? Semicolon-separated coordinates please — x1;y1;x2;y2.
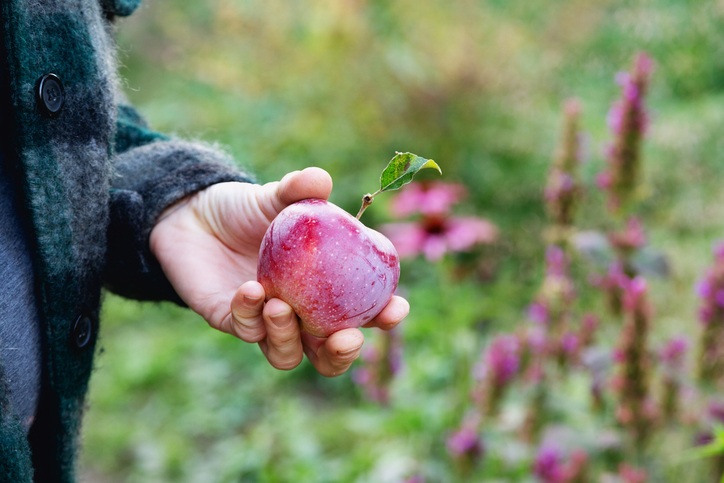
446;426;484;461
659;336;688;369
709;400;724;423
381;216;497;262
696;278;712;299
598;52;653;211
621;275;647;311
485;334;521;386
609;217;647;251
533;445;567;483
390;182;466;218
618;463;648;483
527;302;549;325
545;245;568;277
714;240;724;260
560;332;579;356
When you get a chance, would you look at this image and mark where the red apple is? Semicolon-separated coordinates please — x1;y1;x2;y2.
257;199;400;338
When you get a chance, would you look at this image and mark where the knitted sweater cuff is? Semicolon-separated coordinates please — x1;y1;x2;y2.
104;140;254;304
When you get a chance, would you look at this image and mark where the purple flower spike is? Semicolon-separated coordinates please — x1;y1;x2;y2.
697;244;724;382
713;240;724;260
446;427;483;460
599;52;653;212
596;171;611;190
533;445;566;483
528;302;550;325
546;245;567;276
659;336;688;368
709;400;724;423
485;335;521;385
351;367;371;386
699;306;714;324
696;278;713;299
561;332;579;355
609;217;647;251
635;52;654;77
546;98;583;227
622;276;647;310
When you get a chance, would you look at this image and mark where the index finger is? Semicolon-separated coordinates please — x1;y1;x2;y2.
362;296;410;331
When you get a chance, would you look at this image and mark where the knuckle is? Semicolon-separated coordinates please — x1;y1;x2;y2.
271;354;303;371
231;318;265;342
270;330;299;348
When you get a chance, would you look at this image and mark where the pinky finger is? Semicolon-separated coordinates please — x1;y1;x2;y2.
303;329;364;377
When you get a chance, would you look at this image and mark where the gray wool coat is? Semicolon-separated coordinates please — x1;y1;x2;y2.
0;0;253;480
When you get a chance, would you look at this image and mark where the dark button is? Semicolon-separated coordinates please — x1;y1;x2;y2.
37;74;65;118
72;314;93;350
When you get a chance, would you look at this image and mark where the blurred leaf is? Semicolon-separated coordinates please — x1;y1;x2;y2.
676;424;724;467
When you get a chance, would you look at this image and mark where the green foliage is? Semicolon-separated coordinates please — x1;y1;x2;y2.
82;0;724;481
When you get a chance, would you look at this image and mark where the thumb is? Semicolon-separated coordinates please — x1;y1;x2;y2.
275;167;333;210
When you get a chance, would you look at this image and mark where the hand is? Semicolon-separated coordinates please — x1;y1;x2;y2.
149;167;410;376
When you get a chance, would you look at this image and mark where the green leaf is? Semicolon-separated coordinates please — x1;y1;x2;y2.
675;423;724;466
378;152;441;194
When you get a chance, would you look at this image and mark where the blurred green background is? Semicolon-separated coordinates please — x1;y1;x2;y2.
81;0;724;481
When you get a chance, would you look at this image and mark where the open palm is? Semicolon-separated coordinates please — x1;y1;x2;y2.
149;167;409;376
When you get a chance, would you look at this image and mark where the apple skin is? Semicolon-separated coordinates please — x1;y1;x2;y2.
257;199;400;338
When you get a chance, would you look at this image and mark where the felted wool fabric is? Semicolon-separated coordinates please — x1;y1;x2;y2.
0;0;254;481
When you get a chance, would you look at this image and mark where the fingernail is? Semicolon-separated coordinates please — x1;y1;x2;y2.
338;345;363;356
244;295;262;305
269;309;292;328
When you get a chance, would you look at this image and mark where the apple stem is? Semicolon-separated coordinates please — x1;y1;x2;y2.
356;193;377;220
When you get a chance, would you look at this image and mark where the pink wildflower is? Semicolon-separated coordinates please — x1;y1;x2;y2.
352;330;403;404
596;171;611;190
546;98;583;227
578;313;599;348
696;278;713;299
598;52;654;212
659;336;688;369
609;217;647;252
659;336;688;419
621;276;648;312
618;463;648;483
614;274;655;444
390;182;466;218
546;245;568;277
381;216;497;262
533;446;566;483
486;334;520;386
560;332;579;356
473;334;521;416
528;302;549;325
446;426;484;460
708;400;724;423
697;242;724;381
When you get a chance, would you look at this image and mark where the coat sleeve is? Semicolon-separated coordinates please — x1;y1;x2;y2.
104;104;255;304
